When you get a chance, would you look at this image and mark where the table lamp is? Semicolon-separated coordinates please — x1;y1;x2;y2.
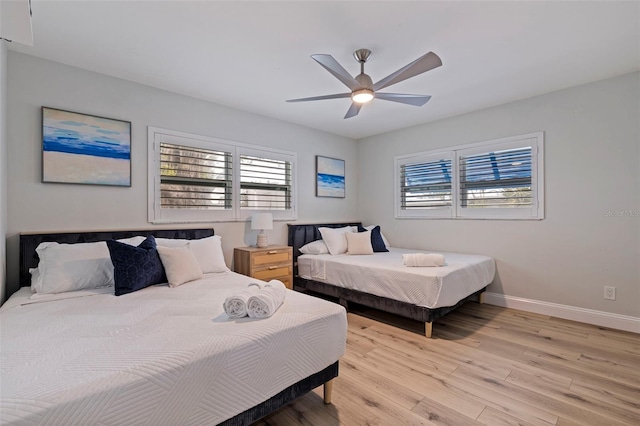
251;213;273;248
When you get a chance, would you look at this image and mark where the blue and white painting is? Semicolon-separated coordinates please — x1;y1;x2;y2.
42;107;131;186
316;156;345;198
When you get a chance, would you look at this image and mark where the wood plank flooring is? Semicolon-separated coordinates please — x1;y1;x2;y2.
253;302;640;426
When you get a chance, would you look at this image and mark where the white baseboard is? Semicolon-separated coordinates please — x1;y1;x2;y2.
483;292;640;334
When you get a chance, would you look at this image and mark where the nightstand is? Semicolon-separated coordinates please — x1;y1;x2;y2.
233;246;293;289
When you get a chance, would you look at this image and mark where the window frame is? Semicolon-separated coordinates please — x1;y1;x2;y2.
148;127;297;223
394;132;544;220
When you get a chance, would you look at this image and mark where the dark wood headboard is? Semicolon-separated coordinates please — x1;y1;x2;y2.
19;228;214;287
287;222;361;267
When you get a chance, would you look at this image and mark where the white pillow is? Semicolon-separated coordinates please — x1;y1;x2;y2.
365;225;390;247
28;267;42;293
156;236;229;273
32;241;114;294
157;245;203;287
155;237;190;248
346;231;374;255
318;226;356;255
116;236;147;246
299;240;330;255
30;236;157;295
188;236;230;273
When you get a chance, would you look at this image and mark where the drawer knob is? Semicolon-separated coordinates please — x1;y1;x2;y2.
267;250;278;254
268;266;278;270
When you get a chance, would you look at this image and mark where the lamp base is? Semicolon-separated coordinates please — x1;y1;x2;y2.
256;232;268;248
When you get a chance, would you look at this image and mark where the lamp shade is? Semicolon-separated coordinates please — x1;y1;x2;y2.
251;213;273;230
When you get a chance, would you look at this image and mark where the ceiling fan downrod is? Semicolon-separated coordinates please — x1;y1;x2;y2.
353;49;373;89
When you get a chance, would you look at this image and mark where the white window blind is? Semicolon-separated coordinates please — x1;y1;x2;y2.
395;132;544;220
240;155;291;210
400;160;452;209
459;147;532;209
148;128;297;223
160;143;232;210
395;152;454;218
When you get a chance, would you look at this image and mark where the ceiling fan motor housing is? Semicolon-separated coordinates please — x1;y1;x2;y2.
355;73;373;88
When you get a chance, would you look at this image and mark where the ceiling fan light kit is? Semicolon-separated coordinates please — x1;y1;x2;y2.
287;48;442;119
352;89;374;103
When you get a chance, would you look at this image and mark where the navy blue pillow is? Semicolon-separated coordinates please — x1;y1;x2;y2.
357;225;389;253
107;235;167;296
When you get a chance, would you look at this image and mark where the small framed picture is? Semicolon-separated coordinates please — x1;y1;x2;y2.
316;155;345;198
42;107;131;187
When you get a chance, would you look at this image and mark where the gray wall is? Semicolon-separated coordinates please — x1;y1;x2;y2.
0;43;7;304
5;52;358;298
5;50;639;322
357;72;640;317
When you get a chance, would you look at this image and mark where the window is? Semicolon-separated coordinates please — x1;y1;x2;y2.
148;128;296;223
160;143;232;210
239;153;291;210
396;152;454;218
395;132;544;220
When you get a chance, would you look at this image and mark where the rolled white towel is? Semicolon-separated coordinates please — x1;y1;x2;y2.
223;282;263;318
403;253;445;267
247;280;287;318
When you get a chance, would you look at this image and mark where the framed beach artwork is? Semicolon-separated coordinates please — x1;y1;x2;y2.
316;155;345;198
42;107;131;187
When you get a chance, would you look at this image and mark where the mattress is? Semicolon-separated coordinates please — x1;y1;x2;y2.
298;247;495;309
0;272;347;426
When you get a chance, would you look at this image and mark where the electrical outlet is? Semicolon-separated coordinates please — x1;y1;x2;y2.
604;286;616;300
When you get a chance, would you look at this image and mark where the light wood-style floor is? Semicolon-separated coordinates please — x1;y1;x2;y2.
254;302;640;426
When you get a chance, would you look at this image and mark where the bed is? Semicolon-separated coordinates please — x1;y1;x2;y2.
1;228;347;426
288;223;495;337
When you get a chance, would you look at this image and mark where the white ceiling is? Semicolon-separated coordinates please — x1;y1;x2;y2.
8;1;640;139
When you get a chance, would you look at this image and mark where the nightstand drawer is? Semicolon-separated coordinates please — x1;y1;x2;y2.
253;250;291;266
253;265;291;281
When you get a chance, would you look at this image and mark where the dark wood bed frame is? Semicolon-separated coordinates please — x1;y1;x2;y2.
19;228;338;426
287;222;486;338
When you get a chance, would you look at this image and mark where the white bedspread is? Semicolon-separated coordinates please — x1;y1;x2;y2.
0;272;347;426
298;247;495;309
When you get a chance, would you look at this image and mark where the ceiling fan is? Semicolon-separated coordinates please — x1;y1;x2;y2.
286;49;442;119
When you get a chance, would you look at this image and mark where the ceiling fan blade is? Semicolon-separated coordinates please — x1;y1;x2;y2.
311;54;361;91
372;52;442;92
286;93;351;103
344;102;362;119
375;93;432;106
